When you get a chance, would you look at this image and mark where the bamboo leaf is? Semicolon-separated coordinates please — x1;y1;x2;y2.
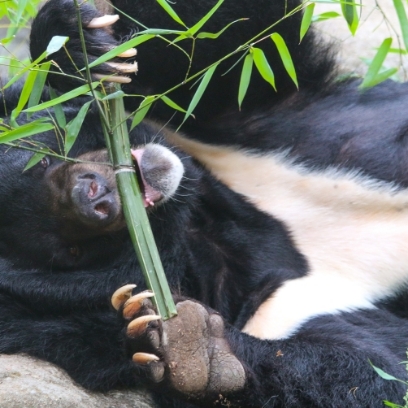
131;96;156;130
10;68;38;122
196;18;247;39
0;36;14;45
4;56;27;78
101;91;125;101
359;38;393;89
383;402;403;408
372;366;399;381
87;34;155;69
341;0;360;35
46;36;69;57
188;0;224;36
0;120;54;144
300;3;315;43
24;82;99;113
160;95;186;113
252;47;276;91
92;90;107;100
359;67;398;90
23;151;46;171
371;364;407;384
388;47;407;55
65;100;93;155
156;0;186;27
392;0;408;50
7;0;28;37
312;11;341;22
28;61;52;111
139;28;186;35
49;87;67;129
173;0;225;42
181;64;217;126
13;0;29;28
271;33;298;88
3;52;47;89
238;53;253;109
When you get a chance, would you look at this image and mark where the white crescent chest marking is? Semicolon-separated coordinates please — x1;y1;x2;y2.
167;133;408;339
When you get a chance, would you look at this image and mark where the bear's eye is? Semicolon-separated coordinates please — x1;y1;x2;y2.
40;156;50;169
69;245;81;258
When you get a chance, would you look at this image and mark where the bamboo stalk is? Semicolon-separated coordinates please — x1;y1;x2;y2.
74;0;177;320
105;84;177;320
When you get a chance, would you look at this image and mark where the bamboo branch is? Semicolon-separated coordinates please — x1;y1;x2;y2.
105;83;177;320
74;0;177;320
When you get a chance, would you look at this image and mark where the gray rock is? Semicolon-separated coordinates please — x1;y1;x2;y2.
0;354;156;408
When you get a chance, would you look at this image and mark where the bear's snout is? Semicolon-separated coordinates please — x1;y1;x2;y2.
46;144;184;240
71;172;121;227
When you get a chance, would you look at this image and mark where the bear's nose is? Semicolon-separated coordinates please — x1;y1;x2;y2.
76;173;110;202
71;172;120;227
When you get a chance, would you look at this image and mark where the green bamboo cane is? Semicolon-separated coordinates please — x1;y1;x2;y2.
74;0;177;320
105;84;177;320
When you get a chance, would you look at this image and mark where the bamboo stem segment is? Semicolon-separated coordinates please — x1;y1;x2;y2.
105;84;177;320
74;0;177;320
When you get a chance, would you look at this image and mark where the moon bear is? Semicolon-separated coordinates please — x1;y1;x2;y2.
0;0;407;407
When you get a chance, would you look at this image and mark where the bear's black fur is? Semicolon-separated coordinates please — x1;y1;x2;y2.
29;0;336;131
0;0;407;407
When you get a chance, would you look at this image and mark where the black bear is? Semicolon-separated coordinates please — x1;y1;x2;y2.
0;0;408;407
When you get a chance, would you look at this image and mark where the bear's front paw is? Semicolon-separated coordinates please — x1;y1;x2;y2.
85;12;138;85
30;0;138;91
111;285;246;399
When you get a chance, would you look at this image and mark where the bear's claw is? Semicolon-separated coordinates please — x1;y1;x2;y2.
123;291;154;319
127;315;161;338
132;352;160;364
111;284;136;310
117;48;137;58
85;13;138;83
106;61;138;74
87;14;119;28
93;74;132;84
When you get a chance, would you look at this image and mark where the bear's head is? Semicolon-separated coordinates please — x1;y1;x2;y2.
0;114;197;271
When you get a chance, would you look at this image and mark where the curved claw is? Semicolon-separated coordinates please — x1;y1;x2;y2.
106;61;138;74
93;73;132;84
132;352;160;365
111;284;136;310
123;291;155;320
127;315;161;338
87;14;120;28
117;48;137;58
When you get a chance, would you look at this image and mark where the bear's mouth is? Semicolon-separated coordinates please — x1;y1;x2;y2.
131;148;163;208
94;201;110;216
